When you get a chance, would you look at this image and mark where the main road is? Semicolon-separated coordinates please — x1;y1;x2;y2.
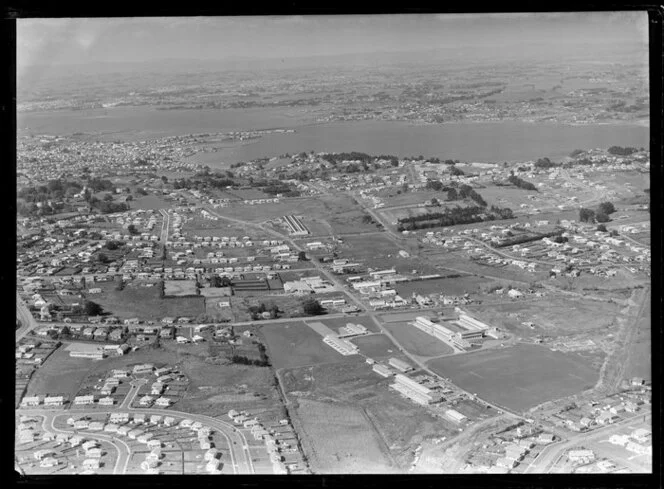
16;291;39;341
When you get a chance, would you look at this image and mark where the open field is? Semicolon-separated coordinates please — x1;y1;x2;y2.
349;334;400;360
164;280;198;296
464;295;621;337
24;346;91;399
326;209;383;235
623;291;651;381
91;284;205;320
427;343;599;412
230;295;317;322
259;321;363;369
282;360;462;468
214;194;360;224
292;398;398;474
374;189;449;207
382;321;455;357
130;194;172;211
339;234;432;273
395;275;488;297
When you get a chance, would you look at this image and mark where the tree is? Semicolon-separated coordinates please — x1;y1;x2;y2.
579;208;596;223
127;224;138;235
595;211;610;223
596;224;608;232
450;165;465;176
447;188;458;201
161;176;168;183
210;275;222;288
83;300;103;316
220;276;232;287
297;251;308;261
97;252;110;263
426;180;444;191
302;298;324;316
61;325;71;337
597;202;616;215
103;193;114;202
269;304;279;319
430;197;439;206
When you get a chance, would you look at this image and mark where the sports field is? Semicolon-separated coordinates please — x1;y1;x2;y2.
426;343;599;412
349;334;400;360
259;321;362;369
382;321;454;357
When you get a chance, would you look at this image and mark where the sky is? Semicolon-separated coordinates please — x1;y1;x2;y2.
17;12;649;79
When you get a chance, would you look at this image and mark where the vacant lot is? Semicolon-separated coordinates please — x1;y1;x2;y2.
25;346;91;399
623;291;651;381
326;209;382;235
130;194;171;211
260;321;363;370
293;398;398;474
92;284;205;320
427;344;599;412
339;234;433;273
465;296;621;337
282;361;461;469
382;321;454;357
349;334;400;360
164;280;198;296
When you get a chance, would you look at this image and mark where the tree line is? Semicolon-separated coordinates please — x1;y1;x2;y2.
508;174;538;191
396;204;514;231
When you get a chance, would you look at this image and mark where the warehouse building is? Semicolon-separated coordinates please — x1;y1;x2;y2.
389;374;442;406
283;215;309;236
372;364;393;378
389;357;414;373
410;316;470;349
322;335;359;356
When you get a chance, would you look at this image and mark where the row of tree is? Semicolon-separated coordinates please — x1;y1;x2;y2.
508;174;538;191
396;204;514;231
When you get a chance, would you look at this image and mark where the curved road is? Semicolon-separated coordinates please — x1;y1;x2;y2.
18;406;255;474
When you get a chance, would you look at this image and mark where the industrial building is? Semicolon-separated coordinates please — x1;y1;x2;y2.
445;409;468;424
69;349;106;360
283;215;309;236
322;335;359;356
388;357;414;373
372;364;393;377
337;322;368;337
389;373;442;406
410;316;470;349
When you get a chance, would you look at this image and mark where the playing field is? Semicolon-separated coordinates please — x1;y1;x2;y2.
259;321;363;369
382;321;454;357
426;343;599;412
349;334;400;360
